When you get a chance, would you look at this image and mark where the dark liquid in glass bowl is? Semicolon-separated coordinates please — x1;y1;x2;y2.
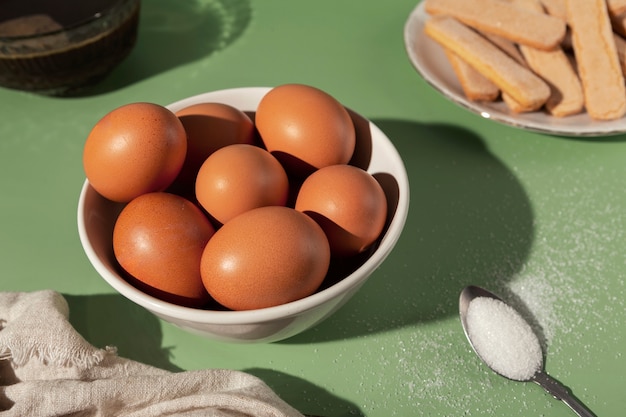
0;0;140;95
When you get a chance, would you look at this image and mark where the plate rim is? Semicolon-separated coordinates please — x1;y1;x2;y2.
403;2;626;138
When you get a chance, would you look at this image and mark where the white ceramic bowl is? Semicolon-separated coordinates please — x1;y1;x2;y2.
77;87;410;343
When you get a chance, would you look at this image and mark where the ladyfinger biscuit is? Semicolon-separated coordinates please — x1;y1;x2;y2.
613;33;626;76
511;0;584;117
480;28;534;112
444;49;500;101
519;48;583;116
538;0;573;49
608;0;626;16
567;0;626;120
424;16;550;109
424;0;566;50
480;33;527;66
539;0;566;21
610;9;626;37
502;93;541;113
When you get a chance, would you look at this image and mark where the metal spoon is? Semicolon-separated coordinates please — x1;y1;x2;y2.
459;285;596;417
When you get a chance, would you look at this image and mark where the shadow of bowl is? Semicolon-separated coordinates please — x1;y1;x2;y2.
73;0;252;96
283;120;535;343
64;293;182;371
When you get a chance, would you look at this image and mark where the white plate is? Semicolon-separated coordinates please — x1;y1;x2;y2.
403;2;626;137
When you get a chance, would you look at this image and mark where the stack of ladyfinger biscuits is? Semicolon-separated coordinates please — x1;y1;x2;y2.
423;0;626;121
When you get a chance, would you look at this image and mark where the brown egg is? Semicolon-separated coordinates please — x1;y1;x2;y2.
83;102;187;203
171;102;256;194
255;84;356;178
113;192;215;307
295;164;387;257
195;144;289;225
200;206;330;311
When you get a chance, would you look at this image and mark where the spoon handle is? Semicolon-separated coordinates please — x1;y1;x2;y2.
532;371;596;417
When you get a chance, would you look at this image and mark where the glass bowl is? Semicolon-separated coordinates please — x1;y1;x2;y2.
0;0;140;95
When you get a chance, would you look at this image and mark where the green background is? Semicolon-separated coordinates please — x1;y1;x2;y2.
1;1;624;416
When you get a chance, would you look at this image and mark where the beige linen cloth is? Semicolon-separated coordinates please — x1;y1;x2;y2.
0;290;304;417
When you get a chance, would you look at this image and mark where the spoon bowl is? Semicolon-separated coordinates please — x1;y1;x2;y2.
459;285;596;417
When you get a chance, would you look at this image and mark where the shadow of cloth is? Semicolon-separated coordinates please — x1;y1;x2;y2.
283;119;535;344
64;293;182;372
245;368;364;417
74;0;252;96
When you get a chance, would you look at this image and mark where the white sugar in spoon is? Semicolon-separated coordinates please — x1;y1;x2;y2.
459;285;596;417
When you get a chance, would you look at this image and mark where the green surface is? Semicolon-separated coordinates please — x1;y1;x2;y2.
1;0;624;416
